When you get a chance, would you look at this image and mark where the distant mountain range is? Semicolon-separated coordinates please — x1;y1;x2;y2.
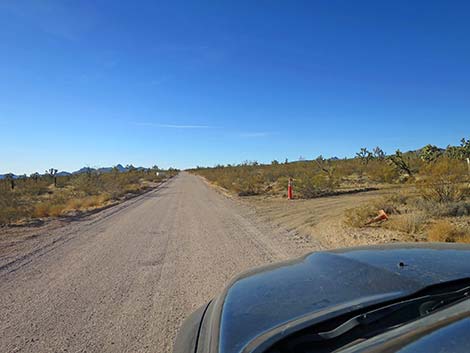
0;164;147;179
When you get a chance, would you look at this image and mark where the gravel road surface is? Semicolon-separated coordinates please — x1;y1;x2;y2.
0;172;311;353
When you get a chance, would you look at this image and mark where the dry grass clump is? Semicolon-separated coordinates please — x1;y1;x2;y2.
33;202;66;218
344;199;426;235
384;213;427;234
344;205;378;228
344;195;402;228
33;194;114;218
427;219;470;243
124;184;143;194
343;184;470;242
64;194;111;212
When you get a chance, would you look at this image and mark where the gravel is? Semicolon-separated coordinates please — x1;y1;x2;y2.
0;172;313;353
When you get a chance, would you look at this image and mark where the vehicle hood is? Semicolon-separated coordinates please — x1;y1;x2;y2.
212;243;470;353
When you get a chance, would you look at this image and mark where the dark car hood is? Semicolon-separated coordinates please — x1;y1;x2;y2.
210;243;470;353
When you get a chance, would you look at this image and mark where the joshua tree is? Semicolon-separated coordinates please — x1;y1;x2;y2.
420;144;441;163
446;138;470;159
45;168;58;186
30;172;40;183
372;146;386;159
314;156;337;188
462;138;470;157
5;173;15;190
388;150;413;176
356;148;373;165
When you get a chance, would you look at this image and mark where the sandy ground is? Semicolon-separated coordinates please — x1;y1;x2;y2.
239;187;420;250
0;172;317;353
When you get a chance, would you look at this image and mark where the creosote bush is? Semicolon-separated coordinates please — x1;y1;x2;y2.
417;158;468;203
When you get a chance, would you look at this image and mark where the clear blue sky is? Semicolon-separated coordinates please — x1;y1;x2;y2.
1;0;469;174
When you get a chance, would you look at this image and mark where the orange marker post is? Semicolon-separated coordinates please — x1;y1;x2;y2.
287;178;293;200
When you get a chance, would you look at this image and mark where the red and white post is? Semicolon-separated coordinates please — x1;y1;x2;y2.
287;178;293;200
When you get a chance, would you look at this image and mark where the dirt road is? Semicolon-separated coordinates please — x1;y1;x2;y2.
0;173;314;353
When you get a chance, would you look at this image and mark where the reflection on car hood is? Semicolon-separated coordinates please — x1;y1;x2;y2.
217;243;470;353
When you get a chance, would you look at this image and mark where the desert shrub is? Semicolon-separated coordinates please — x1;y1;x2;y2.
233;172;265;196
0;191;25;224
387;192;410;207
33;202;66;217
343;197;401;228
102;178;127;198
19;180;50;196
413;199;470;217
384;213;426;234
367;161;400;183
64;198;84;211
81;194;109;208
417;158;467;203
334;159;361;179
32;203;49;218
34;189;115;218
214;174;235;190
274;176;290;196
48;204;66;217
343;204;379;227
71;173;104;195
427;220;470;243
198;164;268;196
64;194;111;211
449;201;470;217
297;174;336;198
124;184;142;194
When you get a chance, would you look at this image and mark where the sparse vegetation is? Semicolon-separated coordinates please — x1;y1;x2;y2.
192;139;469;243
384;213;427;235
0;166;177;225
343;153;469;242
427;219;470;243
192;139;468;198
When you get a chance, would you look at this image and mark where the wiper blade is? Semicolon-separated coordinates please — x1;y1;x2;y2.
315;285;470;340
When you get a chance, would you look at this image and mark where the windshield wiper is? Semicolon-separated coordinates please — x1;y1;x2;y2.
268;280;470;353
314;285;469;341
